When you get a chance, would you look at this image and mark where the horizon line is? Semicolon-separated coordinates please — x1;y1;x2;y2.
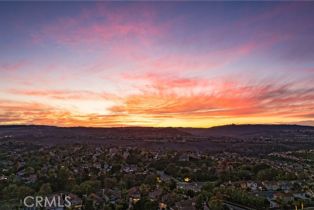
0;123;313;129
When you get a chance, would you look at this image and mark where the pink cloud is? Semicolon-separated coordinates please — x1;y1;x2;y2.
0;60;29;72
33;4;168;48
7;89;119;101
1;74;314;127
108;73;314;122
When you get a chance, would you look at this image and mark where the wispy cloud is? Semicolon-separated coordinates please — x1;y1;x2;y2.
0;60;29;72
1;2;314;127
7;89;119;101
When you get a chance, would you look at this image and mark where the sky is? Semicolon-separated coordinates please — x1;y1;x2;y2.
1;2;314;127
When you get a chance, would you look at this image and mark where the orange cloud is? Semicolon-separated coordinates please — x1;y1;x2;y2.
108;75;314;125
0;100;162;127
2;73;314;127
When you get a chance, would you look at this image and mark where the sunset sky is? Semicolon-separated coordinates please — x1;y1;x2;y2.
1;2;314;127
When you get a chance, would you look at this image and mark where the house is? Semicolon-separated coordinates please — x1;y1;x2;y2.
128;187;141;203
175;198;197;210
67;193;82;209
246;181;258;191
149;188;163;201
177;182;205;192
262;181;280;191
238;181;247;190
121;164;137;173
157;171;172;182
100;188;122;204
273;192;294;203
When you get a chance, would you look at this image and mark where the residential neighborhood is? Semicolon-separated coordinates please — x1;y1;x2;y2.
0;140;313;210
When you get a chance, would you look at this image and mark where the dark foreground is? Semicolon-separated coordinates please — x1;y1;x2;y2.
0;124;313;209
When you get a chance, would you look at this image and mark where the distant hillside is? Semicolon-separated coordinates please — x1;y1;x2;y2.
1;124;313;139
1;124;314;153
0;125;191;139
181;124;314;138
